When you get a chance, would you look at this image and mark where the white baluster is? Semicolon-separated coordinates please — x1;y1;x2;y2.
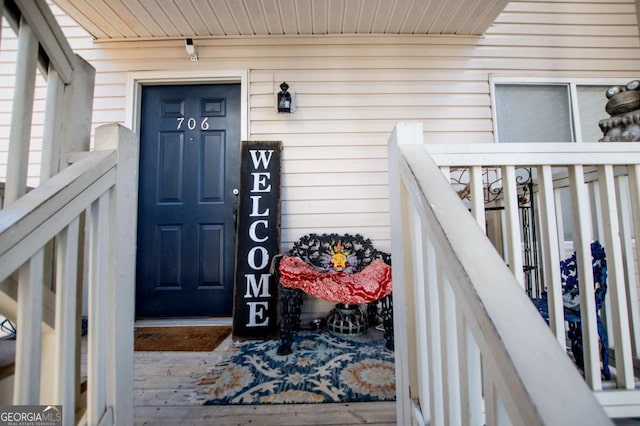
568;165;601;390
598;164;634;388
14;250;44;404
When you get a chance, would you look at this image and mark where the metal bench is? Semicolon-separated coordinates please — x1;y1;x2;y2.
531;241;610;380
274;233;393;355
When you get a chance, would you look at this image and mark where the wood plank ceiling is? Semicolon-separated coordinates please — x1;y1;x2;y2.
52;0;509;40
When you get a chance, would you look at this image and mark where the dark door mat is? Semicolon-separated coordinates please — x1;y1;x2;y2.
134;326;231;352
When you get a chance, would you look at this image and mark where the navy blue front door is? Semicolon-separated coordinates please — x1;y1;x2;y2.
136;84;240;317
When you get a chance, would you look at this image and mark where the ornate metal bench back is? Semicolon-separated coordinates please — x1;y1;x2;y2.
277;232;394;355
556;240;610;379
560;240;607;312
288;233;391;273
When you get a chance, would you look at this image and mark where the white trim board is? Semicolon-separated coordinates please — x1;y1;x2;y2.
125;70;250;141
124;70;249;322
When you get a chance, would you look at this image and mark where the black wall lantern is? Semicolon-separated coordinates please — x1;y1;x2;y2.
277;82;292;113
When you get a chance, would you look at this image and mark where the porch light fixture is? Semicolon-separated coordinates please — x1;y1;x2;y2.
185;38;197;62
277;82;292;113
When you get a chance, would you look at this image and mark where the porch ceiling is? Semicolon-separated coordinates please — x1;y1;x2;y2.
52;0;509;40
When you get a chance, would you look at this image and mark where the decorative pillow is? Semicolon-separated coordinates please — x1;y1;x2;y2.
278;255;392;303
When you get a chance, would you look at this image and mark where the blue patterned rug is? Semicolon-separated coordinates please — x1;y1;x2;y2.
192;330;395;405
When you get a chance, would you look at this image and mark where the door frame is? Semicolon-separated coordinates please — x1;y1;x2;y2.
125;70;249;140
125;69;249;318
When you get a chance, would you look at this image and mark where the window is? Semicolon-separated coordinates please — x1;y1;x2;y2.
491;78;617;143
576;86;611;142
495;84;573;142
491;78;630;242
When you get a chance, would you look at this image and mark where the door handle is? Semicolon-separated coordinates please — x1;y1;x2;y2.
233;208;238;231
233;188;239;230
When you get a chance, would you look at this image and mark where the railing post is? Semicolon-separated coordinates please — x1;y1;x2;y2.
60;55;95;167
95;123;138;426
388;122;424;426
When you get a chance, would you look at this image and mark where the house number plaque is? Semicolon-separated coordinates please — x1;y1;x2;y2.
232;141;281;340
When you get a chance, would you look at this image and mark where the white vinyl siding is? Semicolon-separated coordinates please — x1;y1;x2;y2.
0;0;639;252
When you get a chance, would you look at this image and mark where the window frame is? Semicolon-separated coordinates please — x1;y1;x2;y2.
489;76;634;143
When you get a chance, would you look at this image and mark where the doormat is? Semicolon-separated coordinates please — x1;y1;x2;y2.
192;329;395;405
134;326;231;352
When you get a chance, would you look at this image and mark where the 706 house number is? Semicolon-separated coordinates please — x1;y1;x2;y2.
176;117;210;130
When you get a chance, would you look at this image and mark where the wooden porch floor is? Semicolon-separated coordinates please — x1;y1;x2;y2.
134;334;397;426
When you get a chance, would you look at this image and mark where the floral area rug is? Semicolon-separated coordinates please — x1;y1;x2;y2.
192;330;395;405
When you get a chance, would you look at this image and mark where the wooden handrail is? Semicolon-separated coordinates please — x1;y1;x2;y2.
0;124;137;425
0;151;116;283
426;143;640;167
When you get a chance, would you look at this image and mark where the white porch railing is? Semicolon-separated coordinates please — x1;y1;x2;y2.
426;142;640;418
0;1;137;425
389;122;617;425
0;125;137;425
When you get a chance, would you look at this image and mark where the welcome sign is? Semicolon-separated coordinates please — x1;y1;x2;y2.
232;141;281;340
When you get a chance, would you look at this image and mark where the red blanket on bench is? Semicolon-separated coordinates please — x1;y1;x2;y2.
278;256;392;303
